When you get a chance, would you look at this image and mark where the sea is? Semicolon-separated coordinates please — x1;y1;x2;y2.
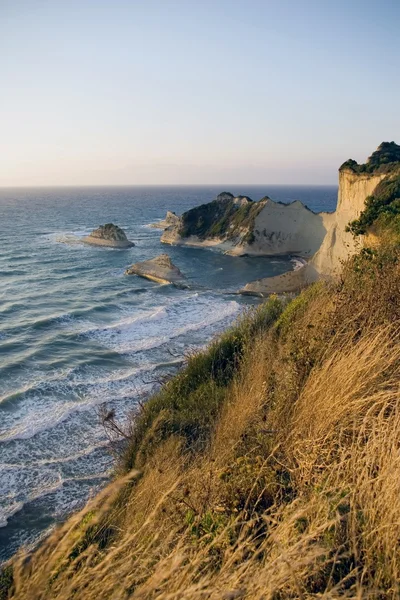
0;184;337;561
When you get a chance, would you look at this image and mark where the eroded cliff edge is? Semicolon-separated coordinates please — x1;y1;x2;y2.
241;170;388;295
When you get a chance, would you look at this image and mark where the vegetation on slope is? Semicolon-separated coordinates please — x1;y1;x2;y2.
347;175;400;236
178;195;266;244
5;239;400;599
343;142;400;237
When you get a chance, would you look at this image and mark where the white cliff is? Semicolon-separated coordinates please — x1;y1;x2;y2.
241;169;387;295
311;170;386;276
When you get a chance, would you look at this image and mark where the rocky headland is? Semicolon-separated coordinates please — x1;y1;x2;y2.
160;192;328;258
159;143;400;296
244;142;400;295
125;253;187;286
83;223;135;248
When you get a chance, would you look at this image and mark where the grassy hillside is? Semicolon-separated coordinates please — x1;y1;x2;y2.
4;240;400;599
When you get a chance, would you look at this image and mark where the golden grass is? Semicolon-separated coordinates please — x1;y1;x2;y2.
7;247;400;599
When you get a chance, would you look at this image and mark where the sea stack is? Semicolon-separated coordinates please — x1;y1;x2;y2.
125;253;187;286
83;223;135;248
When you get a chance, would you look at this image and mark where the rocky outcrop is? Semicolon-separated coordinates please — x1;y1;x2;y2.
161;193;328;257
151;211;180;230
83;224;135;248
125;254;187;286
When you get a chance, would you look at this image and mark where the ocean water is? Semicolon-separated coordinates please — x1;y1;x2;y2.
0;185;337;560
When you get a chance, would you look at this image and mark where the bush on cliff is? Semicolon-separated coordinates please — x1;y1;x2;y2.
340;141;400;174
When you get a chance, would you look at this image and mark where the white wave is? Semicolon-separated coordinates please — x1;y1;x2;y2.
291;256;308;271
0;463;111;528
0;398;103;442
0;439;111;470
0;291;241;537
141;222;157;229
0;501;24;528
0;466;63;527
83;295;240;355
0;367;151;442
0;295;240;442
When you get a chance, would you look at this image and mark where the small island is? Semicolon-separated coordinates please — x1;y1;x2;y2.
83;223;135;248
125;253;187;286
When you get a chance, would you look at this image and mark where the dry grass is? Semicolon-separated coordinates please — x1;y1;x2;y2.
5;245;400;599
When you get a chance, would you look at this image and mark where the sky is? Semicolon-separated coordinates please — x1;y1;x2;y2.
0;0;399;186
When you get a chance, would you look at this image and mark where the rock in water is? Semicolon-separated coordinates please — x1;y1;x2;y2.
150;211;180;229
83;223;135;248
125;253;187;286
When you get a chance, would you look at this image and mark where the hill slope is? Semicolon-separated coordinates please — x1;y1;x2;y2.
4;237;400;599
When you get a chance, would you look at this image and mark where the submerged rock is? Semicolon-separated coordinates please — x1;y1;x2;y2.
83;223;135;248
125;253;187;286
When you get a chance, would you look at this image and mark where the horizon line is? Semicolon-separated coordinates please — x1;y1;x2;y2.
0;182;338;189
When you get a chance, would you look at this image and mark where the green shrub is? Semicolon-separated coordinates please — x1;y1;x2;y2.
275;282;325;336
340;141;400;175
178;196;265;242
347;175;400;236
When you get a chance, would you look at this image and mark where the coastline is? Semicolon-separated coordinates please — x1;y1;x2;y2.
0;184;337;564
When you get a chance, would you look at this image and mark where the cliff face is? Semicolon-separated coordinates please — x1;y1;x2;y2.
151;211;180;230
241;169;387;296
161;192;261;253
311;170;386;276
249;199;331;257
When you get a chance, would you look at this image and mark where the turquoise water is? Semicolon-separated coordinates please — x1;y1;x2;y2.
0;185;337;560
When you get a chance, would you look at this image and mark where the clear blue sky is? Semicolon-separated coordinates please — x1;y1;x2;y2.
0;0;399;186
